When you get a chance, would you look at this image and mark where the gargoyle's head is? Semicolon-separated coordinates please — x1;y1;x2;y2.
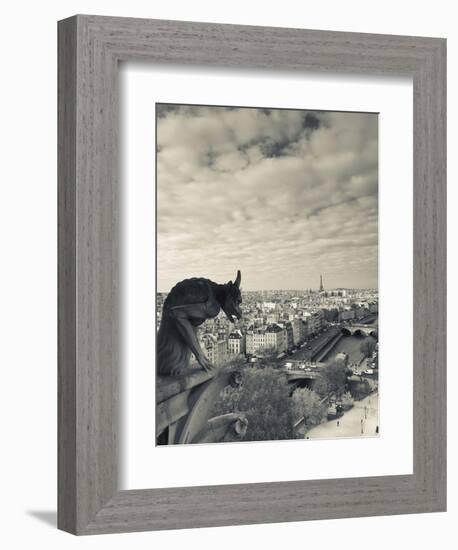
222;270;243;323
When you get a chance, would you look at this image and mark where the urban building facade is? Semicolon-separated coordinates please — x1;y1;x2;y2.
246;323;287;356
228;330;245;355
157;279;378;368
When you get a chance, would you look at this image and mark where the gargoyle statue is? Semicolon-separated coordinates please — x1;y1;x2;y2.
157;270;243;376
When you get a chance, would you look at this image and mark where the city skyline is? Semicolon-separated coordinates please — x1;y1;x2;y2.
156;280;378;293
156;104;378;292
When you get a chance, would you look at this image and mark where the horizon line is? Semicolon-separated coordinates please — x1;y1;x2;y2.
156;287;379;294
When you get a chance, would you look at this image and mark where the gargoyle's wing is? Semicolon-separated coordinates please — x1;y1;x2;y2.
165;278;211;309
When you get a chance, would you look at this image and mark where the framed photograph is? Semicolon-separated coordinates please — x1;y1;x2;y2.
58;15;446;534
154;103;380;446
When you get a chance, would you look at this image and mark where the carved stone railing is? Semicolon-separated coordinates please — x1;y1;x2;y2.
156;367;247;445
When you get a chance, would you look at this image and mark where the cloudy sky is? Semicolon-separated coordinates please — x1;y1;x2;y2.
156;104;378;292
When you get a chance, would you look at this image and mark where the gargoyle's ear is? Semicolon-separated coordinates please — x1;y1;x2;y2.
234;270;241;288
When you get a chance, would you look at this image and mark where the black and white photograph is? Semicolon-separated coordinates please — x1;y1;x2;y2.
2;1;448;544
156;103;379;445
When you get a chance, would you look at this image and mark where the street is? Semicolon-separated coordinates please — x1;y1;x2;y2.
305;391;379;439
290;328;341;362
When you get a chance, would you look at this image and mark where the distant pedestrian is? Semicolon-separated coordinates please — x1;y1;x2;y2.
337;420;340;427
376;425;379;434
361;418;364;434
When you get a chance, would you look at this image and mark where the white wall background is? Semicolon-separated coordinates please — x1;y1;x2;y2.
0;1;454;548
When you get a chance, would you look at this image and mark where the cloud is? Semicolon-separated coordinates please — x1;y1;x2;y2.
156;104;378;291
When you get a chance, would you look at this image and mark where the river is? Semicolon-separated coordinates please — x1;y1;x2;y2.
322;333;377;366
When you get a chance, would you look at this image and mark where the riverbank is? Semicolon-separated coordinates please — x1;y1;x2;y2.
322;333;377;366
305;391;379;440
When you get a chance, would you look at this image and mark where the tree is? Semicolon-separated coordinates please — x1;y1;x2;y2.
360;338;376;358
323;308;338;322
351;379;371;400
341;391;354;410
257;347;278;367
212;367;294;441
291;387;327;427
224;356;247;369
312;375;328;398
313;361;348;398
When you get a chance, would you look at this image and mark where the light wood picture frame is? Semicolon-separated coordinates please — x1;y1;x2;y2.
58;14;446;535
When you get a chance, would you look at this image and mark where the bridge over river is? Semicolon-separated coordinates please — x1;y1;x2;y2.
284;319;378;385
286;368;322;384
341;324;378;337
286;365;376;385
286;322;377;365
